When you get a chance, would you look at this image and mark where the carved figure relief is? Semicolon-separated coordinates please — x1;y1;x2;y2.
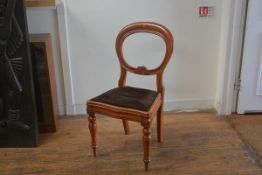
0;0;30;130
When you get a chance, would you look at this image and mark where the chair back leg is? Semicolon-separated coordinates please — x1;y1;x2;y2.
88;111;97;157
122;120;130;135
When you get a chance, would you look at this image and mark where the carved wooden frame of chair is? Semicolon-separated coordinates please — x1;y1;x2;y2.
87;22;174;171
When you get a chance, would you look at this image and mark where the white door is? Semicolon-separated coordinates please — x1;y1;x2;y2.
237;0;262;114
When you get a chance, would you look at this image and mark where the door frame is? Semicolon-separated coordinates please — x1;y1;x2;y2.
217;0;248;116
57;0;77;115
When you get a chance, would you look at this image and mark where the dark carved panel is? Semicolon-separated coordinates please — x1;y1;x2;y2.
0;0;38;147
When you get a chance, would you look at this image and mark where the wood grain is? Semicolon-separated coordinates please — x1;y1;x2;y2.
26;0;58;7
0;112;262;175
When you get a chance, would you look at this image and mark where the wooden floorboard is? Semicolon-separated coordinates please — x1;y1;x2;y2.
228;114;262;166
0;112;262;175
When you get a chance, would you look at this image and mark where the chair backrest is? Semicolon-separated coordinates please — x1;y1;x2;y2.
116;22;174;98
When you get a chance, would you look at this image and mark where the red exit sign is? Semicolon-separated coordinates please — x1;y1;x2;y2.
199;6;215;17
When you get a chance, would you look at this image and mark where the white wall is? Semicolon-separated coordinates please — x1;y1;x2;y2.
63;0;224;114
26;0;239;116
26;7;66;115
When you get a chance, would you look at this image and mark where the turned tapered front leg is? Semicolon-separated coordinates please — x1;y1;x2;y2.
157;105;163;143
88;111;97;157
142;120;151;171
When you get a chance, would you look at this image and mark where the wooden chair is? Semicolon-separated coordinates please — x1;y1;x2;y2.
87;22;174;171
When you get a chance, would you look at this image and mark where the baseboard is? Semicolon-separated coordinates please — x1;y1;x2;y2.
57;104;76;116
71;98;215;116
57;104;66;116
214;100;228;117
164;98;215;112
214;100;221;115
74;104;86;115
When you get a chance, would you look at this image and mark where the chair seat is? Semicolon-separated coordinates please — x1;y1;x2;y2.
89;86;159;112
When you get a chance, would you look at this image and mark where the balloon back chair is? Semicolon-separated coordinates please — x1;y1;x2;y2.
87;22;174;171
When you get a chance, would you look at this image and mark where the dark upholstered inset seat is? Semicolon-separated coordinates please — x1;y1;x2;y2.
90;86;159;112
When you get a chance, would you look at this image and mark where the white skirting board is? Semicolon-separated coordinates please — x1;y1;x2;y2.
57;105;66;116
164;98;215;112
67;98;215;116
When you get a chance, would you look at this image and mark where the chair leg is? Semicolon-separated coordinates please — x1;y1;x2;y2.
88;111;97;157
122;120;130;135
142;122;151;171
157;105;163;143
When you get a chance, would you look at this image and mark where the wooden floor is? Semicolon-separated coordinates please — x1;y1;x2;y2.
1;112;262;175
228;114;262;164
